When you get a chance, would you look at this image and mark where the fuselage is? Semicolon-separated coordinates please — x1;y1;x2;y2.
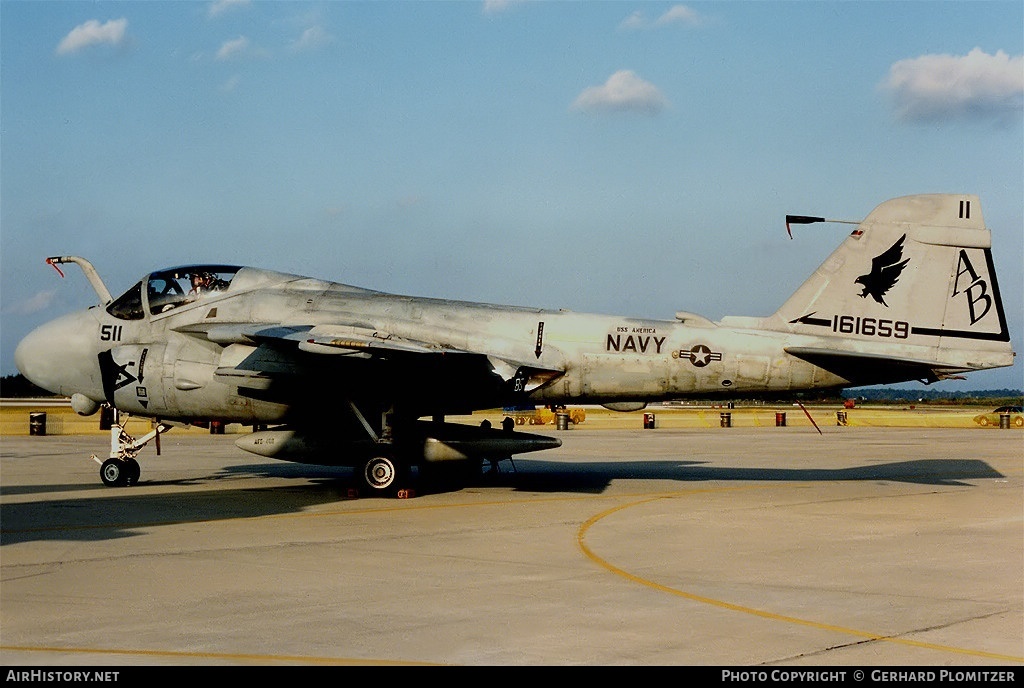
16;264;852;426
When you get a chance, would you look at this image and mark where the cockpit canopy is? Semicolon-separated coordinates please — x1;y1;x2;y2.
107;265;241;320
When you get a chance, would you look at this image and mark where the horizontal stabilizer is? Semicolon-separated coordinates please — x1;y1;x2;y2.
785;347;974;386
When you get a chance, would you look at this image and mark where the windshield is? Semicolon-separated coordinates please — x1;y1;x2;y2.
106;281;145;320
146;265;240;315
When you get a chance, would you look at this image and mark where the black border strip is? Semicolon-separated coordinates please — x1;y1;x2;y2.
911;248;1010;343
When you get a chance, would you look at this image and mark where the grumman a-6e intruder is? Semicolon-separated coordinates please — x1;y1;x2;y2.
15;194;1015;496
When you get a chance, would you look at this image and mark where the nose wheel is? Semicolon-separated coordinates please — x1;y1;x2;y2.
99;458;141;486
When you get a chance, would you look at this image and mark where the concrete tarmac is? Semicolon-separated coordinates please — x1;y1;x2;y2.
1;426;1021;666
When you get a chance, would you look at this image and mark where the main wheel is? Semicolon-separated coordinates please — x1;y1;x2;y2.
362;455;399;493
979;417;990;426
1015;416;1023;428
100;458;128;487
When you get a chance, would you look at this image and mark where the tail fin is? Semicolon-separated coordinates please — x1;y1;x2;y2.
771;194;1014;385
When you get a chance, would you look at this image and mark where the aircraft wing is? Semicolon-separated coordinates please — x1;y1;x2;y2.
195;322;563;398
176;321;459;358
178;322;457;355
298;325;468;356
784;347;972;385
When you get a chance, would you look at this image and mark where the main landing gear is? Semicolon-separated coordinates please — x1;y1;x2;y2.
92;409;172;486
346;401;415;497
358;450;484;498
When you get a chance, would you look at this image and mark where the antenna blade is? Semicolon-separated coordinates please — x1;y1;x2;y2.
785;215;827;239
785;215;826;225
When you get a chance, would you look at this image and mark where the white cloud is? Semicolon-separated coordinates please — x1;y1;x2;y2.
571;70;668;115
619;11;646;30
208;0;250;18
620;5;703;30
482;0;523;15
5;290;57;316
655;5;702;27
216;36;252;61
55;18;128;56
883;48;1024;124
291;26;332;52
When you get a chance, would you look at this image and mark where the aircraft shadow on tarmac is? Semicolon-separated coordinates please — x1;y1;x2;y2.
0;457;1003;546
473;457;1005;492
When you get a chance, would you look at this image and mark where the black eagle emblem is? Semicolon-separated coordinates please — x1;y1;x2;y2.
854;234;909;307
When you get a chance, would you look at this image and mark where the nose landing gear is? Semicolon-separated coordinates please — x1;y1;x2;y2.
91;409;172;486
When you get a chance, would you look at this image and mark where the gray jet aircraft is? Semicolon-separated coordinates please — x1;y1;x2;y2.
15;194;1015;495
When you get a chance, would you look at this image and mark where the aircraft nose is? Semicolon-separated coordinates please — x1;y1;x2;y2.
15;325;49;390
15;311;104;398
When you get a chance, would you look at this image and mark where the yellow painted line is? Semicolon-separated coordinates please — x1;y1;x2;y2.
576;493;1024;664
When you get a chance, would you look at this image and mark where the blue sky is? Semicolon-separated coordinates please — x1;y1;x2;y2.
2;1;1022;391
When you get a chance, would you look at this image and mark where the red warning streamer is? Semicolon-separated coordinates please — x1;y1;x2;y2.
45;257;65;278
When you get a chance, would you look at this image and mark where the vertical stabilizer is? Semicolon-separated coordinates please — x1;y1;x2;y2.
771;194;1012;381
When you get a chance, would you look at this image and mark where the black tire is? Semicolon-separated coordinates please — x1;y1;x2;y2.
125;458;141;485
100;458;128;487
361;455;400;494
